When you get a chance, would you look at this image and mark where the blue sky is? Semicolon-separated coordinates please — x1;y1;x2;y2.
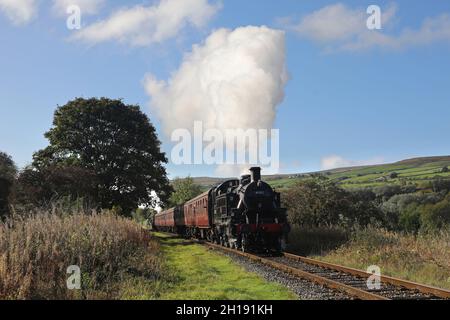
0;0;449;178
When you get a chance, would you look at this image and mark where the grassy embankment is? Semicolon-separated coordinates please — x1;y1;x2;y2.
316;228;450;290
151;233;297;300
0;211;297;299
0;211;164;299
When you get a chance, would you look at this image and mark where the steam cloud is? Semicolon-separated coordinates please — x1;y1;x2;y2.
144;25;288;137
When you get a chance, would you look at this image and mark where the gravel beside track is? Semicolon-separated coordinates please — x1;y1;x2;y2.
213;249;352;300
270;256;438;300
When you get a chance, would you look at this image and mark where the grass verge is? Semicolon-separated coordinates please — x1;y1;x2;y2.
152;233;297;300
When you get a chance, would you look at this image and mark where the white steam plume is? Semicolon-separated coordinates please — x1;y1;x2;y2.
144;25;288;136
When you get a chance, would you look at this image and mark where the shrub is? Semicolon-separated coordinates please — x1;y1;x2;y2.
0;211;161;299
398;203;422;233
12;165;99;213
379;192;445;231
0;152;16;217
286;226;349;256
421;196;450;231
431;178;450;193
283;179;382;229
132;208;156;227
373;185;402;201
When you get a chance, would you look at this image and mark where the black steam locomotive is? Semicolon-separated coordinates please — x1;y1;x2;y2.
154;167;290;253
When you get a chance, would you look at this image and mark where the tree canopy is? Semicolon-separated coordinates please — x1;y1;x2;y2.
282;178;382;229
168;177;203;207
0;151;17;217
31;98;172;215
14;165;99;210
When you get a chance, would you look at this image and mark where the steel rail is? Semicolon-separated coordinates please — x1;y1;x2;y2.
203;241;389;300
283;252;450;299
155;232;450;300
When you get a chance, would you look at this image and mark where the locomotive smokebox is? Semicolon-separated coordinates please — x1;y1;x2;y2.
249;167;262;182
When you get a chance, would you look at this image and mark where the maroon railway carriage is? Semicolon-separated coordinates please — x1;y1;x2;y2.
183;190;213;238
154;206;185;233
154;208;175;233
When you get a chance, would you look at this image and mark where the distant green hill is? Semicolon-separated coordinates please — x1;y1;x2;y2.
191;156;450;190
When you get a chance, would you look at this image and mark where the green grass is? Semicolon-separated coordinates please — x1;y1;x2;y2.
151;233;297;300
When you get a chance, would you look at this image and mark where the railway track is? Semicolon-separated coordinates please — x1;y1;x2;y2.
202;241;450;300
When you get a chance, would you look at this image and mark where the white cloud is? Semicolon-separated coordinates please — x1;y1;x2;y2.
286;3;450;52
71;0;221;46
145;26;288;176
321;155;384;170
0;0;37;25
144;25;288;137
293;3;370;42
52;0;105;16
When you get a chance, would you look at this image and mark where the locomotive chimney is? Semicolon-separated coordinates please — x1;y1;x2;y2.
249;167;261;182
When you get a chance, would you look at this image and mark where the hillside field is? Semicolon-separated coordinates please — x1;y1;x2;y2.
192;156;450;190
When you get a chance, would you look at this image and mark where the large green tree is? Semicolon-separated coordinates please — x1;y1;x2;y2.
0;151;17;217
168;177;203;207
32;98;172;215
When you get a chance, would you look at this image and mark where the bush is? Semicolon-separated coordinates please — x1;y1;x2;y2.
0;210;162;299
431;178;450;193
283;179;382;229
390;172;399;179
132;208;156;227
0;152;16;217
421;196;450;231
379;192;444;231
286;226;349;256
379;191;450;232
398;203;422;233
12;165;99;213
373;185;402;201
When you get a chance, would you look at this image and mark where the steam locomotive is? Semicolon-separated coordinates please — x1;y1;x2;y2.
154;167;290;252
